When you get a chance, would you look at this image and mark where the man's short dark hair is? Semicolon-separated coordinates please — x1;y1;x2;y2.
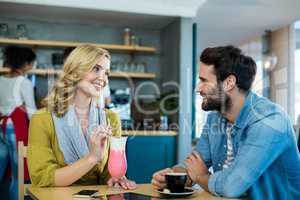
200;45;257;92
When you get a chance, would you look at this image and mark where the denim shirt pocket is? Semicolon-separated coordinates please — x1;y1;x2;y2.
210;131;227;171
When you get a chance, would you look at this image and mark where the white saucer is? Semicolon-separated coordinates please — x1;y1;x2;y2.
156;187;196;198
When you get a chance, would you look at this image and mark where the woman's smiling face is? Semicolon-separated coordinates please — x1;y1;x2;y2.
77;56;110;97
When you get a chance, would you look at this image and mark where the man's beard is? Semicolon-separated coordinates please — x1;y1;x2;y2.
201;85;231;113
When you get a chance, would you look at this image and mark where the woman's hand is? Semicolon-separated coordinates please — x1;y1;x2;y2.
88;125;112;163
107;176;137;190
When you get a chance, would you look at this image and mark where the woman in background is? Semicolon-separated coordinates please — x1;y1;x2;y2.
28;44;136;189
0;45;37;200
0;46;37;119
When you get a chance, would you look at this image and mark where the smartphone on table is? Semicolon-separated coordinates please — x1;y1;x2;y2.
73;191;152;199
73;190;99;198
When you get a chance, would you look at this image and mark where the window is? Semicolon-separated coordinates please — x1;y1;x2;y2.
294;21;300;121
295;51;300;121
252;60;264;96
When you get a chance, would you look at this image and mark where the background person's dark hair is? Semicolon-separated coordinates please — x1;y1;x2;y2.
3;46;36;70
200;45;257;93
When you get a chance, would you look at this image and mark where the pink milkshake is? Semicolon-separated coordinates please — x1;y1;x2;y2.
108;137;127;179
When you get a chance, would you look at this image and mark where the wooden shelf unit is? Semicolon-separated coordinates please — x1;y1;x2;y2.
0;38;156;53
0;68;156;79
0;38;157;79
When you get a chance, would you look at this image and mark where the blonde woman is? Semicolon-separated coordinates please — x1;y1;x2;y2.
27;44;136;189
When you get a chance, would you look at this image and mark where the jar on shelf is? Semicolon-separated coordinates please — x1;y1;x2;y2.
0;23;9;38
123;28;131;46
136;62;146;73
129;62;137;72
123;62;130;72
115;62;123;72
16;24;28;39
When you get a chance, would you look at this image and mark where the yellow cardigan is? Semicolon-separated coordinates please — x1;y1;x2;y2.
27;108;122;187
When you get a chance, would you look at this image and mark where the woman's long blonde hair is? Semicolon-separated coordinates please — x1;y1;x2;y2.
43;44;110;117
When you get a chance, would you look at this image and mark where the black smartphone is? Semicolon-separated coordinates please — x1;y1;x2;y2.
73;190;99;198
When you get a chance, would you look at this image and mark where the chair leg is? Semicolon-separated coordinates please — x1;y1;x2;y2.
18;141;24;200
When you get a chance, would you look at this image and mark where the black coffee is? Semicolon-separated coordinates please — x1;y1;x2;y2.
165;173;187;193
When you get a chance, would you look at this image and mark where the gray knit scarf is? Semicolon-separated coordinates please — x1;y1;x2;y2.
52;100;107;164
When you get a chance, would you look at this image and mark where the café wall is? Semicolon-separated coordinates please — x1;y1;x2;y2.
239;25;296;123
270;25;295;122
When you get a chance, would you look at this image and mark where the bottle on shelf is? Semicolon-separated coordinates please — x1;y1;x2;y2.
0;50;3;68
123;28;131;46
160;115;168;130
130;35;136;46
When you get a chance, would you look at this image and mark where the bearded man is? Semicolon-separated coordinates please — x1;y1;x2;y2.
151;46;300;200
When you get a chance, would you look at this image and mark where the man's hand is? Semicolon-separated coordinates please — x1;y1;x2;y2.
185;151;209;183
151;168;173;189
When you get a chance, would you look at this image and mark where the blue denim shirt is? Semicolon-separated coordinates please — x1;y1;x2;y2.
196;91;300;199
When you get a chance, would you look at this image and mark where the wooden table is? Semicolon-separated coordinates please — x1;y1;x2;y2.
27;184;231;200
